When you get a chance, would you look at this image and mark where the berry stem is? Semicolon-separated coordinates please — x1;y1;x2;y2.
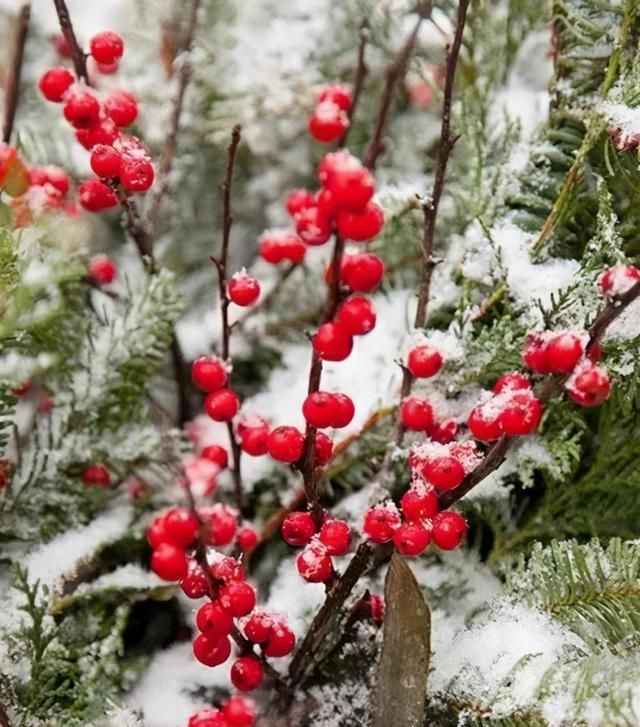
51;0;91;84
414;0;470;330
2;1;31;145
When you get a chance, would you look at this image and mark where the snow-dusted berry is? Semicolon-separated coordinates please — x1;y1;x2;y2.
467;401;502;441
89;31;124;64
63;90;101;128
432;511;467;550
38;67;74;102
522;332;551;374
312;322;353;361
79;179;118;211
320;151;375;211
81;464;111;487
228;273;260;306
230;657;264;691
308;100;350;143
192;633;231;667
599;264;640;297
429;418;458;444
244;611;273;643
336;295;376;335
400;397;434;431
407;344;443;379
286;189;315;218
392;522;431;557
337;202;384;242
319;519;351;555
498;391;542;436
188;708;228;727
400;486;439;521
267;426;305;463
119;157;155;193
219;581;256;617
259;231;306;264
222;696;257;727
314;431;333;465
104;89;138;126
422;455;465;491
546;332;584;374
319;84;352;110
76;118;120;149
204;389;240;421
263;620;296;657
192;356;228;392
567;362;611;407
363;502;401;544
202;503;237;546
295;205;332;246
296;541;333;582
237;416;270;456
196;600;234;641
151;543;188;581
341;253;384;292
88;254;117;285
180;563;209;599
281;511;316;546
493;371;531;394
303;391;339;428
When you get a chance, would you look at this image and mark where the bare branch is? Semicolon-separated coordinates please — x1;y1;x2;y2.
2;1;31;144
51;0;90;84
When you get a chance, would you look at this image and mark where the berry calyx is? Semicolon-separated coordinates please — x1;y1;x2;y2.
392;522;431;556
296;541;334;582
281;511;316;546
400;397;434;431
432;511;467;550
407;344;443;379
38;67;74;102
204;389;240;421
363;502;401;544
89;31;124;64
228;273;260;306
88;254;117;285
230;657;263;691
192;356;228;392
312;322;353;361
336;295;376;335
267;426;305;463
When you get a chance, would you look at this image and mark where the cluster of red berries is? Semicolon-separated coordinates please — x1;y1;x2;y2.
281;511;352;582
38;31;155;212
308;84;352;143
187;696;256;727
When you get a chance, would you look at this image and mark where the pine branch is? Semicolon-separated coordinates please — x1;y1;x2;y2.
2;1;31;144
51;0;90;84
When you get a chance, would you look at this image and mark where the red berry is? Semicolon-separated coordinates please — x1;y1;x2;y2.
498;391;542;435
96;61;119;74
228;273;260;306
88;254;117;285
104;89;138;126
192;356;228;392
312;322;353;361
237;416;270;456
336;295;376;335
320;151;375;212
38;67;74;102
522;333;551;374
599;264;640;297
164;506;198;547
202;503;237;546
429;418;458;444
222;696;257;727
363;503;401;544
200;444;228;469
302;391;338;428
546;332;584;374
244;611;273;643
209;556;245;583
368;593;385;625
281;511;316;546
341;253;384;292
237;525;259;552
196;600;234;641
467;402;502;441
392;522;431;557
147;516;169;549
183;456;219;496
319;519;351;555
230;657;264;691
204;389;240;421
52;33;73;58
285;189;315;218
337;202;384;242
180;562;209;599
432;511;467;550
567;363;611;407
79;179;118;211
400;397;434;431
493;372;531;394
296;541;333;582
316;186;339;218
259;231;306;264
407;344;443;378
219;581;257;617
119;158;155;193
188;707;228;727
421;455;465;491
90;144;122;179
308;101;349;143
89;31;124;64
76;118;120;149
587;342;602;362
331;392;355;427
192;633;231;667
151;543;188;580
263;621;296;657
400;486;439;521
314;431;333;465
81;464;111;487
267;426;305;463
319;84;352;111
63;90;101;128
295;205;332;246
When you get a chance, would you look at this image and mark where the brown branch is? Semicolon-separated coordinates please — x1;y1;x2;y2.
118;191;155;263
51;0;90;83
148;0;203;226
339;20;369;148
414;0;469;329
363;16;423;170
2;1;31;144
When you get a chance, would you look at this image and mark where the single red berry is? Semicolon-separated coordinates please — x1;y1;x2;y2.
295;205;333;246
407;344;443;378
316;186;339;219
76;118;120;149
400;397;434;431
202;503;237;546
120;158;155;193
104;89;138;126
147;515;169;549
192;356;228;392
319;519;351;555
400;486;439;521
196;600;234;641
79;179;118;211
498;392;542;436
302;391;338;428
228;273;260;306
341;253;384;292
493;372;531;394
151;543;188;581
467;402;502;441
12;379;32;397
267;426;305;463
209;556;245;583
331;392;355;428
314;431;333;465
320;151;375;211
188;707;228;727
281;511;316;546
63;90;101;128
368;593;385;625
259;231;306;264
587;342;602;362
312;322;353;361
237;416;270;456
392;522;431;557
222;696;257;727
546;332;584;374
421;455;465;491
285;189;315;218
204;389;240;421
219;581;257;617
336;295;376;335
200;444;228;469
429;418;458;444
296;541;334;582
308;101;350;142
38;67;75;102
319;84;352;110
244;611;273;643
599;264;640;297
164;506;198;547
180;562;209;599
192;633;231;667
90;144;122;179
81;464;111;487
263;621;296;657
237;525;259;552
567;363;611;407
89;31;124;64
337;202;384;242
88;254;117;285
522;333;551;374
432;511;467;550
362;503;401;544
230;657;264;691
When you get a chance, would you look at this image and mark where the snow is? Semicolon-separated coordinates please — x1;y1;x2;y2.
602;101;640;148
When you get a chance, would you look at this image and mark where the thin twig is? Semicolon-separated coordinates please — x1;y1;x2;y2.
51;0;90;83
148;0;203;226
2;1;31;144
339;20;369;148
